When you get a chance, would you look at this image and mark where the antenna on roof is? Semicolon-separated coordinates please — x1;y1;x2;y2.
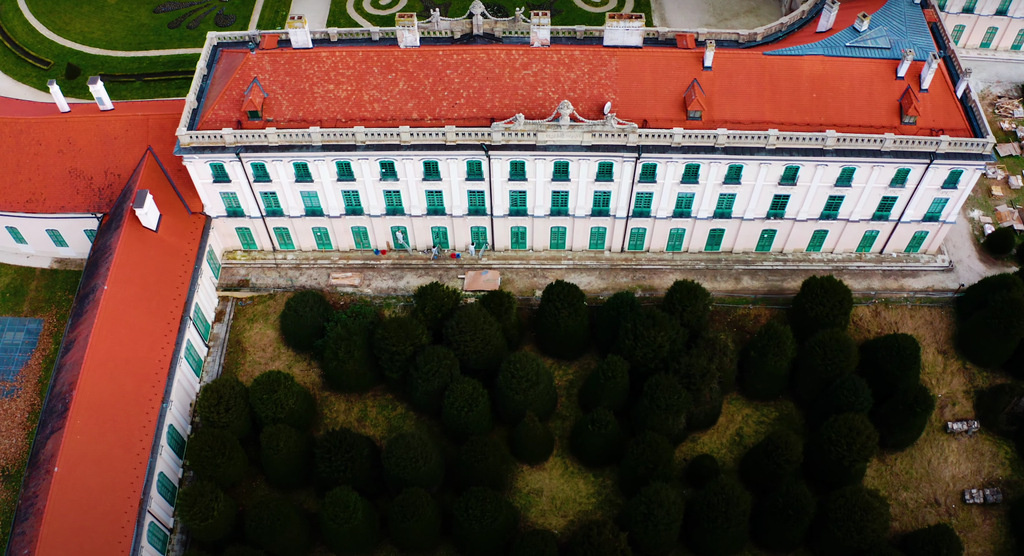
603;102;612;115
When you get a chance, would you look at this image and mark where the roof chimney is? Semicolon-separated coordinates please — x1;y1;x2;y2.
47;80;70;113
854;12;871;32
956;68;972;98
816;0;840;33
920;51;939;92
286;14;313;49
703;40;715;70
603;13;645;48
396;13;420;48
133;189;161;232
87;76;113;111
896;49;914;79
530;11;551;47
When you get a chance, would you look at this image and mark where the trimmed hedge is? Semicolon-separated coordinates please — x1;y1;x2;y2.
280;290;333;353
661;279;712;335
320;319;379;393
259;424;312;489
679;332;735;429
871;382;935;451
683;478;752;556
789;275;854;340
412;281;462;338
494;352;557;424
571;407;625;467
739;429;803;494
900;523;963;556
810;485;891;556
955;274;1024;368
810;374;874;425
314;427;381;493
248;370;316;430
452;487;519;555
594;290;642;350
859;334;922;402
535;280;591;359
792;329;859;405
479;289;523;348
371;316;429;386
406;345;460;415
806;413;879;489
685;454;721;489
456;435;514;491
444;303;508;377
510;412;555;465
442;376;494;441
579;355;631;412
185;427;248;487
750;480;815;552
740;321;797;400
176;480;237;543
320;486;380;555
565;518;632;556
623;482;683;555
387;487;442;552
382;431;445;492
196;375;251;438
244;495;312;556
631;373;690;444
614;307;688;381
619;432;675;497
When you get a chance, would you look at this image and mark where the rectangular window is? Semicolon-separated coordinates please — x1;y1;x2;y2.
551;191;569;216
872;196;899;221
856;230;879;253
470;226;488;249
923;197;949;222
509;190;528;216
807;229;828;253
466;160;484;181
293;162;313;183
336;161;355;181
780;165;800;185
767;194;790;219
425;190;445;215
943;169;964;189
510;226;528;250
157;472;178;507
723;164;743;185
997;0;1012;15
639;163;657;183
251;162;271;182
220;192;245;217
391;226;410;249
193;304;211;341
300;191;323;216
890;168;911;188
681;163;701;184
273;227;295;250
633;192;654;217
430;226;450;249
205;248;221;279
341;190;363;215
674;193;695;218
951;24;965;45
509;160;527;181
589;226;607;250
46;229;67;248
423;160;441;181
184;339;203;378
820;195;845;220
963;0;977;13
84;229;97;244
312;227;333;250
627;227;647;251
148;522;170;555
591;191;611;216
836;167;856;187
383;190;405;215
1013;29;1024;50
235;227;257;250
938;0;947;9
552;160;570;182
260;191;283;217
550;226;567;250
6;226;26;245
596;161;614;182
467;190;487;215
167;424;186;458
210;162;230;183
351;226;372;250
713;193;736;219
380;160;398;181
981;25;997;48
905;231;929;253
755;229;777;252
705;228;725;252
666;228;686;252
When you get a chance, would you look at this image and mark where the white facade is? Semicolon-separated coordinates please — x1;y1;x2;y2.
0;212;101;266
940;0;1024;51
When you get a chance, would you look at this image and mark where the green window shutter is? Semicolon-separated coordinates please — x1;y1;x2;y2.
85;229;97;244
589;227;607;250
951;24;965;45
627;227;647;251
5;226;26;245
767;194;790;219
193;304;211;341
466;160;484;181
312;227;333;250
1013;29;1024;50
391;226;410;249
723;164;743;184
905;231;929;253
592;191;611;216
938;0;947;9
273;227;295;250
754;229;777;252
549;226;567;250
674;193;695;217
251;162;271;182
423;160;441;181
341;190;363;215
147;522;170;555
351;226;372;250
336;161;355;181
963;0;977;12
872;196;899;221
836;167;855;187
166;424;186;458
807;230;828;253
46;229;67;248
425;190;445;215
430;226;450;249
383;191;405;215
205;248;221;279
300;191;323;216
820;195;845;220
596;161;614;182
981;25;997;48
923;197;948;222
235;227;257;250
220;192;245;217
713;193;736;219
705;229;725;252
943;169;963;189
380;160;398;181
551;191;569;216
639;163;657;183
156;472;178;506
890;168;911;187
552;161;570;181
997;0;1012;15
293;162;313;183
509;160;527;181
470;226;488;249
666;228;686;252
856;230;879;253
510;226;528;250
210;162;230;183
259;191;283;217
467;190;487;215
681;163;701;184
780;166;800;185
184;339;203;378
633;192;654;217
509;190;528;216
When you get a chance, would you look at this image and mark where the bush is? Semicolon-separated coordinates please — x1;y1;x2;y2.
570;408;625;467
382;431;445;492
196;376;251;438
871;382;935;451
661;279;712;335
619;432;675;497
248;370;315;430
314;427;381;493
565;518;632;556
535;280;591;359
441;376;494;441
320;486;380;555
176;480;237;543
280;290;333;353
984;226;1017;256
956;273;1024;322
510;529;560;556
624;482;684;555
1008;497;1024;554
859;334;922;402
806;413;879;489
683;478;752;556
632;374;690;444
479;289;523;348
64;62;81;80
792;329;859;405
678;332;736;429
406;346;459;415
810;485;891;556
260;424;312;488
320;319;378;393
739;429;803;494
973;382;1024;437
955;274;1024;368
495;352;557;424
387;487;442;552
740;321;797;400
750;480;815;552
221;547;265;556
510;412;555;465
685;454;721;489
452;487;519;555
580;355;631;412
245;495;311;556
456;435;514;491
185;427;248;487
613;308;688;381
371;316;429;386
789;275;854;340
412;281;462;339
444;303;508;377
900;523;963;556
594;290;642;350
810;374;874;424
1002;340;1024;380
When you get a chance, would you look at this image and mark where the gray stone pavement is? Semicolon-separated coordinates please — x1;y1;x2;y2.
652;0;782;29
289;0;331;29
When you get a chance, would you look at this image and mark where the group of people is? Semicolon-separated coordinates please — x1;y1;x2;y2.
393;230;487;261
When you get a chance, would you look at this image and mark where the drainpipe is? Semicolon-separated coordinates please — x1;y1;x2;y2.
620;145;643;252
880;153;934;254
235;149;277;253
481;144;495;250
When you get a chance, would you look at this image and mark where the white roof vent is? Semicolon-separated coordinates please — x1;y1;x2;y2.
133;189;161;232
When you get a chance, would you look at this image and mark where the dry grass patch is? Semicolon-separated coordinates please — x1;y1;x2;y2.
224;294;320;387
511;449;620;533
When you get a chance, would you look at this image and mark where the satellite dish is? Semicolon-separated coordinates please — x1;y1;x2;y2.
603;101;612;115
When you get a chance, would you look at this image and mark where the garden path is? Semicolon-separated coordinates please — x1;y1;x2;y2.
0;69;62;102
249;0;267;30
290;0;331;29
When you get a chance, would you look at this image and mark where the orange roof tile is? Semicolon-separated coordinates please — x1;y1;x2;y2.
751;0;890;50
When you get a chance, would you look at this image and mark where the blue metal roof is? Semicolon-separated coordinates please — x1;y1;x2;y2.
766;0;936;60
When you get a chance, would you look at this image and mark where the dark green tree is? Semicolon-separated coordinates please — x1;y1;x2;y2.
456;434;514;491
632;374;690;444
750;480;815;552
1007;497;1024;555
406;345;459;415
619;432;674;497
248;370;315;430
613;308;688;381
579;355;631;412
510;412;555;465
441;376;493;440
570;407;625;467
535;280;591;359
412;281;462;339
386;487;442;552
510;529;560;556
185;427;248;487
566;518;632;556
683;478;752;556
371;315;429;386
739;321;797;400
452;487;519;556
594;290;642;350
382;430;445;492
259;424;312;489
320;318;378;393
196;375;251;438
983;226;1017;256
792;329;859;405
806;412;879;489
244;495;311;556
479;289;524;348
900;523;963;556
320;486;380;555
677;333;734;430
739;429;803;494
494;352;557;424
1002;340;1024;380
685;454;720;489
314;427;381;493
623;482;684;555
176;480;237;543
810;374;874;425
789;275;854;340
955;274;1024;368
974;382;1024;437
280;290;333;353
859;333;922;402
221;547;266;556
810;485;891;556
661;279;712;335
871;382;935;451
956;273;1024;322
444;303;508;377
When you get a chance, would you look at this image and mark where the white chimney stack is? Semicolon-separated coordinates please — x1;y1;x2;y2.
133;189;161;232
854;11;871;32
955;68;972;97
602;13;645;48
896;49;914;79
703;40;715;70
286;14;313;49
920;51;939;92
396;13;420;48
530;11;551;47
87;76;113;111
47;80;70;113
816;0;840;33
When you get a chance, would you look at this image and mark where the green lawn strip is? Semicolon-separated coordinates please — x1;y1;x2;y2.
0;265;35;316
328;0;651;28
256;0;294;30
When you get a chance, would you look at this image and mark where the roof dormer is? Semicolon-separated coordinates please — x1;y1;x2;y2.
899;86;921;126
684;79;707;121
242;77;268;121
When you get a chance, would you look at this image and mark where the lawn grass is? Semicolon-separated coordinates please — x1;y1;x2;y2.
327;0;653;28
256;0;294;30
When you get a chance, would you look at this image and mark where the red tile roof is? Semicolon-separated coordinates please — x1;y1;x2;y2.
750;0;890;50
196;43;972;138
0;98;200;214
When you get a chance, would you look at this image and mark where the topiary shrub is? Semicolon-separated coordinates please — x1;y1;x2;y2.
806;412;879;489
683;478;752;556
320;319;378;393
185;427;248;487
750;480;815;552
955;274;1024;368
613;307;688;381
740;321;797;400
314;427;381;493
984;226;1017;257
456;435;514;491
623;482;684;555
452;487;519;556
510;529;560;556
441;376;493;441
956;273;1024;323
1002;340;1024;380
677;332;734;430
792;329;859;405
859;333;922;402
280;290;333;353
245;495;311;556
259;424;311;489
412;281;462;339
509;412;555;465
789;275;854;340
382;430;445;492
387;487;442;552
570;407;625;467
406;345;459;415
871;382;935;451
810;485;891;556
619;432;674;497
685;454;720;489
565;518;632;556
900;523;963;556
809;374;874;425
632;373;690;444
196;375;251;438
661;279;712;336
973;382;1024;437
593;290;642;350
248;370;315;430
479;289;523;348
176;479;237;543
320;486;380;555
494;352;557;424
535;279;591;359
739;429;803;494
579;355;631;412
64;62;81;80
444;303;508;377
371;316;429;386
